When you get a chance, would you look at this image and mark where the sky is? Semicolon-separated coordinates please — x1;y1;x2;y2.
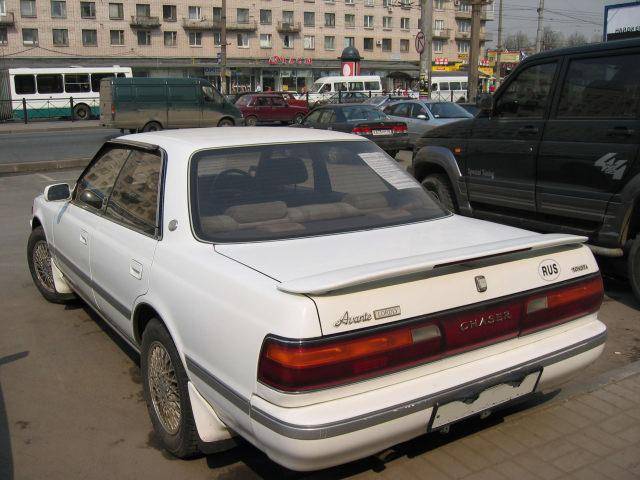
486;0;613;46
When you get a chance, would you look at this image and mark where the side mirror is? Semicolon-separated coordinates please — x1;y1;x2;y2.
416;114;427;120
477;93;494;112
77;189;104;210
44;183;71;202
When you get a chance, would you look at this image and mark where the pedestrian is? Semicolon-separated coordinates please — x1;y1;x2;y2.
255;83;262;92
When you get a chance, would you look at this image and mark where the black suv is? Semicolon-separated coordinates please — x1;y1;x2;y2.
411;39;640;301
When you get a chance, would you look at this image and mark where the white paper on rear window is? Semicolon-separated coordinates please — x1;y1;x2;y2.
358;152;419;190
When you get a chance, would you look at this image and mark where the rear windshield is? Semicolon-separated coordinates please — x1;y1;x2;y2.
190;141;446;242
428;102;472;119
341;106;387;122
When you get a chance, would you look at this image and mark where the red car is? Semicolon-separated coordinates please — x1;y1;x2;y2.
279;91;308;108
236;94;308;126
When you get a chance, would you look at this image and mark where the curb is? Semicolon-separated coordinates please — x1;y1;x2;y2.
0;124;103;135
0;157;91;174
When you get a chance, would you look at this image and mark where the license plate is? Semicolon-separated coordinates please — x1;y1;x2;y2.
429;370;541;430
372;129;392;136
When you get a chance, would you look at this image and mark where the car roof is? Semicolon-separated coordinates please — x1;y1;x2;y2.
119;127;366;151
521;38;640;64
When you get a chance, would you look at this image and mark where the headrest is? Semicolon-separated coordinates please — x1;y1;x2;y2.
343;193;389;210
225;201;288;224
256;156;308;187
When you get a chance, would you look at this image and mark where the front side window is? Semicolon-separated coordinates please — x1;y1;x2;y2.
80;1;95;18
190;141;445;242
65;73;90;92
110;29;125;45
557;54;640;118
109;2;123;19
496;62;557;118
105;150;162;236
20;0;36;17
51;0;66;18
82;29;97;46
37;74;63;93
75;148;131;211
52;29;68;46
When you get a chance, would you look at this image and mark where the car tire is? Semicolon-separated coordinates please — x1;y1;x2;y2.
27;226;75;304
142;121;162;132
421;173;457;212
245;116;258;126
629;235;640;303
141;319;200;459
294;113;305;124
217;118;234;127
73;104;91;121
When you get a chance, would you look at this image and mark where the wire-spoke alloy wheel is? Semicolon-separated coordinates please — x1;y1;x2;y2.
148;341;182;435
32;240;55;293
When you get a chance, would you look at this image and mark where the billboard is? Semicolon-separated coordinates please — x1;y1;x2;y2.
604;1;640;41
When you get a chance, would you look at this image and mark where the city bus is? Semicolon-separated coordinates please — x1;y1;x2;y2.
2;66;132;121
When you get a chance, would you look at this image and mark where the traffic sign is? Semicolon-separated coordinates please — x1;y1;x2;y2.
415;31;425;54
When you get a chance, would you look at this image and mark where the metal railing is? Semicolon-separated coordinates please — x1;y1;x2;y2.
0;97;99;124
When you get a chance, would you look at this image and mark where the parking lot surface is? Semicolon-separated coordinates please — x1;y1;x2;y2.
1;169;639;480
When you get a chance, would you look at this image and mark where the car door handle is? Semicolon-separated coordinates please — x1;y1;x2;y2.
518;126;539;135
607;126;634;137
79;230;88;245
129;260;143;280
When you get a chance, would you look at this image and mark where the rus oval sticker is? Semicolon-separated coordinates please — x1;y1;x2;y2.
538;259;560;281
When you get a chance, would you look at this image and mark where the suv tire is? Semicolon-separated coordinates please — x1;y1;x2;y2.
27;226;75;304
629;235;640;303
421;173;457;212
141;319;200;459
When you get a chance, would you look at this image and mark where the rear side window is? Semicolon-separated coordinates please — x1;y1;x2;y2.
91;73;115;92
392;103;411;117
364;81;380;90
65;74;90;93
304;110;322;123
75;148;131;211
349;82;364;91
105;150;162;236
271;96;287;107
342;106;386;122
557;54;640;118
496;62;557;118
37;74;63;94
14;74;36;94
318;109;336;124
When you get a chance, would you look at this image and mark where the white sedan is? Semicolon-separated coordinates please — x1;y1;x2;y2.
28;128;606;471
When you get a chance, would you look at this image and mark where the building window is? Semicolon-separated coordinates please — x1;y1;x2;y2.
435;0;444;9
188;6;201;20
237;32;248;47
383;0;390;6
163;30;176;46
0;27;7;45
188;31;201;46
401;17;409;29
434;19;444;30
162;5;175;21
345;0;354;4
400;38;409;52
260;9;271;24
80;1;95;18
383;16;392;29
303;11;314;26
324;12;335;27
212;7;221;21
260;33;272;48
382;38;391;51
457;1;470;12
304;35;314;49
0;0;5;15
344;36;354;47
136;3;150;17
82;29;97;46
111;29;125;45
237;8;249;23
363;15;373;28
363;37;373;50
52;28;68;45
457;40;469;54
109;2;123;19
51;0;66;18
283;34;293;48
137;30;151;45
364;0;373;6
22;28;38;44
324;35;334;50
282;10;293;24
345;14;354;28
20;0;36;17
433;40;443;53
213;30;221;45
457;19;471;32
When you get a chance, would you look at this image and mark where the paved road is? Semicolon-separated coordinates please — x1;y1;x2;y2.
0;128;121;165
1;170;639;480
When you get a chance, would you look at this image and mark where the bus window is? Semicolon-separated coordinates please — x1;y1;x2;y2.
91;73;115;92
335;82;348;91
14;75;36;95
450;82;461;91
37;74;64;94
364;81;380;91
349;82;364;91
439;82;450;91
431;83;438;91
65;74;90;93
462;82;468;89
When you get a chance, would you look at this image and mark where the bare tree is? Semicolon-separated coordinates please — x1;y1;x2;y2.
565;32;588;47
590;33;603;43
541;26;564;51
505;31;529;51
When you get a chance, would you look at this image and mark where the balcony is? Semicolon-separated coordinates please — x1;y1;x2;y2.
480;31;493;41
454;9;471;19
276;21;301;33
482;10;495;21
182;17;221;30
0;11;15;25
455;30;471;40
130;15;161;28
226;20;257;31
432;28;451;39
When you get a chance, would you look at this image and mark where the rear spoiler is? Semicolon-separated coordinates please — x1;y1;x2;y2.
277;234;587;295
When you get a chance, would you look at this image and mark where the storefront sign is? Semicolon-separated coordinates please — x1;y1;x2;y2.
204;67;220;76
268;55;313;65
434;57;449;65
487;50;521;64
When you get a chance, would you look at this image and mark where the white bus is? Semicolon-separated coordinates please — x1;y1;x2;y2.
430;75;469;103
303;75;383;104
5;66;132;120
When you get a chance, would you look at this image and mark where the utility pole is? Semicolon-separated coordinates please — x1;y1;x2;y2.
419;0;433;97
219;0;227;94
495;0;503;86
468;0;483;103
535;0;545;53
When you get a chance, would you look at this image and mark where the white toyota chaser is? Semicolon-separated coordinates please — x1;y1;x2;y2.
28;128;606;471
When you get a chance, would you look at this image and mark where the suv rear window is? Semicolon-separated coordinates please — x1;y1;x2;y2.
190;141;446;242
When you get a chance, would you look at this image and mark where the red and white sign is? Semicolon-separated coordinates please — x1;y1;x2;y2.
341;61;360;76
415;31;425;54
267;56;313;65
434;57;449;65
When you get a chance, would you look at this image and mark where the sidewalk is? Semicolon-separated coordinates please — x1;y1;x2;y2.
353;362;640;480
0;119;103;134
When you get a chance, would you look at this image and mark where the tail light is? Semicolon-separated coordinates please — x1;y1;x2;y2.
258;275;603;392
392;123;407;134
352;125;372;135
111;104;115;120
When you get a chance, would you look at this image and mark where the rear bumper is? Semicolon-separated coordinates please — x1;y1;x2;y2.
370;136;410;152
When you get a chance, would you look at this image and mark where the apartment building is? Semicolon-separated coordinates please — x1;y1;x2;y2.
0;0;492;91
